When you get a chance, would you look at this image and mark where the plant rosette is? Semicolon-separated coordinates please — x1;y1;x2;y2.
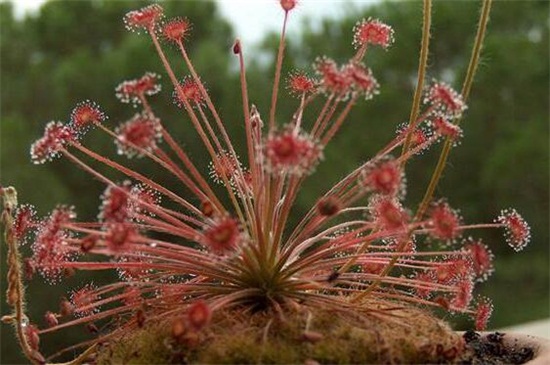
1;1;536;365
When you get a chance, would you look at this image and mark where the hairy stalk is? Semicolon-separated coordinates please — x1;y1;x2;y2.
1;187;39;363
1;187;96;365
416;0;493;219
269;11;290;129
235;40;258;193
400;0;432;163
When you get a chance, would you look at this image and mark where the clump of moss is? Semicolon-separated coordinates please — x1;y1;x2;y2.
96;301;465;364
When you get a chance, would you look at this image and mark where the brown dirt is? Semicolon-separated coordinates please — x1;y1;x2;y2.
457;330;535;365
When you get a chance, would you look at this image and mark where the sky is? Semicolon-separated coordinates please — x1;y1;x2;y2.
11;0;378;47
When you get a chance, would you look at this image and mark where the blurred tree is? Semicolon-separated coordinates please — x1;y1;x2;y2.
0;0;548;363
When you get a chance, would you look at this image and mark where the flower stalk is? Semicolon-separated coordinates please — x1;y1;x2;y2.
416;0;493;219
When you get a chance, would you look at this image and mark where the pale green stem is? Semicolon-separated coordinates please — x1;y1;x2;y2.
416;0;493;220
400;0;432;163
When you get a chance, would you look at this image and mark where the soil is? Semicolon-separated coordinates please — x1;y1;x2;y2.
458;330;535;365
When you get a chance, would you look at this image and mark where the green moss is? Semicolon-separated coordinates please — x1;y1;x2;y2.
97;302;464;364
97;323;174;364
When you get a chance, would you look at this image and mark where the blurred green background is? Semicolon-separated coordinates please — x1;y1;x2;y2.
1;0;548;363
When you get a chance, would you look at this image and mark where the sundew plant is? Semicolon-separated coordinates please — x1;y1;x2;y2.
2;1;531;364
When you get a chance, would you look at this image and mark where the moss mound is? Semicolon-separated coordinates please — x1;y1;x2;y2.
97;303;464;364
